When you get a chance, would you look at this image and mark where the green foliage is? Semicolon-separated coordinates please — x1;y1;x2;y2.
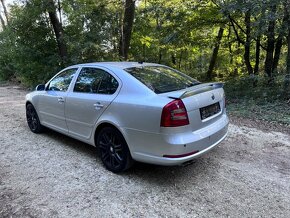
0;0;122;86
0;0;289;125
62;0;121;62
0;28;15;80
225;75;290;125
0;0;61;85
225;76;284;101
0;0;289;85
227;99;290;126
130;0;223;73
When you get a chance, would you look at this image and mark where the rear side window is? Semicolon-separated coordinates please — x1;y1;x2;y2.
74;68;118;94
48;68;78;92
124;66;199;94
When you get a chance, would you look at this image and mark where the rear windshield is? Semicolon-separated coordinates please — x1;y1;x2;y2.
124;66;199;94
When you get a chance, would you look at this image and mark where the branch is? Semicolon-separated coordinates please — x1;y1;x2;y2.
213;0;266;50
229;16;245;44
229;15;246;34
229;14;267;50
0;13;5;29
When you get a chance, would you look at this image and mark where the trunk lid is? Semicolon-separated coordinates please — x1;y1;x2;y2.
160;82;225;131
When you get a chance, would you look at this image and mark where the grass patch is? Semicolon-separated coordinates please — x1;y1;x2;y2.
224;75;290;126
227;100;290;126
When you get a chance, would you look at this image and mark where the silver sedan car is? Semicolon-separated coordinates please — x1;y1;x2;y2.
26;62;229;173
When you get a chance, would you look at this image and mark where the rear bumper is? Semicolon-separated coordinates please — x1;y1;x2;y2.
124;114;229;166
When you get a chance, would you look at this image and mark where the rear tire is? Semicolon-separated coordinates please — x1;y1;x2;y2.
26;104;44;133
96;127;133;173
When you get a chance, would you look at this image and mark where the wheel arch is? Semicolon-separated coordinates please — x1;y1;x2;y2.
25;101;38;114
26;101;33;107
93;122;130;151
94;122;118;144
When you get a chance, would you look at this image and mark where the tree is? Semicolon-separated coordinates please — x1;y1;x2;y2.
272;4;288;75
0;0;9;24
287;3;290;75
243;9;253;75
0;0;289;94
264;3;277;79
0;13;5;28
119;0;136;60
45;0;68;65
207;27;224;80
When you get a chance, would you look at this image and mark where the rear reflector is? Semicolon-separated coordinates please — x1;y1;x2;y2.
160;99;189;127
163;150;199;158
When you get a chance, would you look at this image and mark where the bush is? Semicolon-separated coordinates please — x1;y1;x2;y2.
224;75;290;125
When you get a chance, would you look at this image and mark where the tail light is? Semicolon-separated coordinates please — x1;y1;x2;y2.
160;99;189;127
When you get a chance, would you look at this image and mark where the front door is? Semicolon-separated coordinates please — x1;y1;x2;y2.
38;68;78;133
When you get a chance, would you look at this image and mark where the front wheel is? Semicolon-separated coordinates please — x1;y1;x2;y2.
96;127;133;173
26;104;44;133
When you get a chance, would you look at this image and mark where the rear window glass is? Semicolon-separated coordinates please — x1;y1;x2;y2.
124;66;199;94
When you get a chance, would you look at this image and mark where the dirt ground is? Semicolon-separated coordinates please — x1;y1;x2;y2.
0;84;290;218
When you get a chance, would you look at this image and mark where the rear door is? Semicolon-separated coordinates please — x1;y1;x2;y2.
38;68;78;133
65;67;120;140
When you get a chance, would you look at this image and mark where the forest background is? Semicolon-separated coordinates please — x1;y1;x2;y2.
0;0;289;125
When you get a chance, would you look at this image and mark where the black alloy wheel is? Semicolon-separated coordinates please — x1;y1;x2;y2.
97;127;133;173
26;104;44;133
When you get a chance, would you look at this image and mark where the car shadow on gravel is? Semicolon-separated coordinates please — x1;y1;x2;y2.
40;128;216;185
42;128;97;159
122;156;216;186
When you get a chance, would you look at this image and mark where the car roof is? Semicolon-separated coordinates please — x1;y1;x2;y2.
69;62;162;70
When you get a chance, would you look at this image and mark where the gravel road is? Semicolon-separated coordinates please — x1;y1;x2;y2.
1;85;290;218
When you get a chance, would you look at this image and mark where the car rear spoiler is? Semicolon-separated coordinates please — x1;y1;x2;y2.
179;82;224;99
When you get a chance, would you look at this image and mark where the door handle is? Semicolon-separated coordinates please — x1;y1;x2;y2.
93;102;104;110
57;97;65;103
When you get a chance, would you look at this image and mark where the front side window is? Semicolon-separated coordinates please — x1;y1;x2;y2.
48;68;78;92
74;68;118;94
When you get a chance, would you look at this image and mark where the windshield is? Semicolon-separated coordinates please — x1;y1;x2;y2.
124;66;199;94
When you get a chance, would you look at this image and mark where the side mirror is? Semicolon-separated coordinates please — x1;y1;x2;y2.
35;84;45;91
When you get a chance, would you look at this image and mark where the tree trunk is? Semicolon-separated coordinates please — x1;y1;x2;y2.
178;50;183;69
46;0;68;65
273;7;288;75
119;0;135;60
286;28;290;72
206;27;224;81
142;43;145;61
244;9;253;75
158;49;162;64
171;53;176;65
286;19;290;96
57;0;62;25
272;36;283;75
254;36;260;75
264;4;277;79
227;26;233;64
0;13;5;28
0;0;9;24
286;3;290;76
284;1;290;96
254;6;266;77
